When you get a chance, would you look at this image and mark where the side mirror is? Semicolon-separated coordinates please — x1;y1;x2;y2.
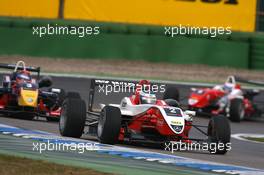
184;110;196;117
190;88;197;92
39;76;52;88
183;110;196;122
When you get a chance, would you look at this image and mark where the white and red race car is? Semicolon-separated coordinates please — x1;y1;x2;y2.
59;79;231;154
184;76;263;122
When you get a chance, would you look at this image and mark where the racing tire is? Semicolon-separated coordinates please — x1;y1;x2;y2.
66;92;81;99
164;99;180;107
229;98;245;122
97;106;121;144
163;86;179;102
59;98;86;138
207;115;231;154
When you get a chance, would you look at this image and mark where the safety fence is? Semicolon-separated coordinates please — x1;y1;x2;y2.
257;0;264;31
0;17;263;70
250;34;264;69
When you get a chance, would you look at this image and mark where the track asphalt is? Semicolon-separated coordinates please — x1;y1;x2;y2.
0;75;263;172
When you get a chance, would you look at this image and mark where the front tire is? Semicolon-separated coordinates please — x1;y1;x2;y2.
229;98;244;122
207;115;231;154
97;106;121;144
59;98;86;138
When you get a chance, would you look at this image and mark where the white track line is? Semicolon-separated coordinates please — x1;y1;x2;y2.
232;133;264;144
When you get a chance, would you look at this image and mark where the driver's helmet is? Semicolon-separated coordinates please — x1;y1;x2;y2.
15;70;31;82
213;85;224;91
223;83;234;92
139;91;157;104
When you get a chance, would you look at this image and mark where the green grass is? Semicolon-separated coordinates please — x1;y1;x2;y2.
243;137;264;143
0;154;114;175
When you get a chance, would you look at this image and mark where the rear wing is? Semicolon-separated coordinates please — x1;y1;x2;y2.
0;63;41;78
87;79;146;126
234;76;264;87
88;79;137;113
88;79;164;112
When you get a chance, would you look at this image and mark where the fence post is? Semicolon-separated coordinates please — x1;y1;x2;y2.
256;0;264;32
58;0;65;19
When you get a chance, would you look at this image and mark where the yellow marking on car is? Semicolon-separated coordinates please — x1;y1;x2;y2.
18;89;38;107
171;121;182;125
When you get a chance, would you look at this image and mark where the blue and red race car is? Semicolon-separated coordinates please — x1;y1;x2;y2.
0;61;79;121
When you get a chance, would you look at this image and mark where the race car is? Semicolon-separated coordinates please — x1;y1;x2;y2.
59;79;231;154
173;76;263;122
0;61;80;121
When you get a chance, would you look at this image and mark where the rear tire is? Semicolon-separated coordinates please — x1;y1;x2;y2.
97;106;121;144
207;115;231;154
59;98;86;138
163;86;179;101
229;98;244;122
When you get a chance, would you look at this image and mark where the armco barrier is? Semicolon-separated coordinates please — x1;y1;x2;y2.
0;17;263;70
250;36;264;69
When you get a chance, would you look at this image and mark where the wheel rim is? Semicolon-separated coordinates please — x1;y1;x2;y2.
97;110;105;137
239;103;245;120
59;103;67;132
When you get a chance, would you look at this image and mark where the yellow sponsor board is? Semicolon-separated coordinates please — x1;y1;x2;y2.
64;0;257;32
0;0;59;18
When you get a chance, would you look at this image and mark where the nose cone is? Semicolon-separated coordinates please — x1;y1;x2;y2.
18;89;38;107
170;125;184;133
